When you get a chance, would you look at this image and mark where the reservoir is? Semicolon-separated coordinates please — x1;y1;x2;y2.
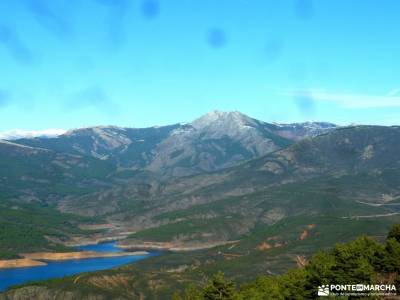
0;242;156;292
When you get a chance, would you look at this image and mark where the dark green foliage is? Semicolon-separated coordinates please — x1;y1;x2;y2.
318;236;381;284
172;284;203;300
0;141;115;203
0;202;94;258
384;238;400;272
175;224;400;300
238;270;310;300
239;276;283;300
203;272;237;300
280;269;309;299
388;224;400;243
173;272;238;300
128;217;244;242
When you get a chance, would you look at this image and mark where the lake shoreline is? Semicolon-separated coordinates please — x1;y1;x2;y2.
117;240;239;251
0;250;149;270
0;241;157;292
0;259;47;269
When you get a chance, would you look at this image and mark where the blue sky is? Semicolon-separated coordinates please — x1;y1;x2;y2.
1;0;400;131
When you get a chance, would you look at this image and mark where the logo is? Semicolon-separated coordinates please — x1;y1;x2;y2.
317;283;397;297
318;285;330;296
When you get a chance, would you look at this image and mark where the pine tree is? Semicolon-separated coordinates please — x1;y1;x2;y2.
203;272;237;300
388;224;400;243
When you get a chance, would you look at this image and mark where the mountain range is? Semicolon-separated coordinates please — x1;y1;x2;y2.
10;111;337;177
0;111;338;209
1;111;399;299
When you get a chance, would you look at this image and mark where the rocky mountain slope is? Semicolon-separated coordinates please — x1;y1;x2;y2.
55;125;400;249
1;125;399;299
12;111;337;177
0;139;115;203
0;111;338;260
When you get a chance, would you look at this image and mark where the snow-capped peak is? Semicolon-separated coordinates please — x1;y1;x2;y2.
191;110;256;129
0;129;67;140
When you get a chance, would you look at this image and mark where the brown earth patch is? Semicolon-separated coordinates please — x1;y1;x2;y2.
118;240;238;251
299;230;309;240
307;224;316;229
0;258;46;269
88;274;131;289
256;241;285;251
22;251;148;261
256;242;273;250
299;224;316;240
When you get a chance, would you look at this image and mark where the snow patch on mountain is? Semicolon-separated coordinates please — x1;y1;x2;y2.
0;129;67;140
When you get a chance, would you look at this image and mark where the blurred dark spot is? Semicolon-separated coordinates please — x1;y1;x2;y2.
264;38;284;61
23;0;70;38
76;86;109;106
67;86;117;114
0;90;10;107
294;90;316;118
95;0;128;48
141;0;160;19
0;24;34;65
207;29;227;48
294;0;314;20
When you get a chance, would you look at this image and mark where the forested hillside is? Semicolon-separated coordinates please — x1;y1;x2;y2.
173;224;400;299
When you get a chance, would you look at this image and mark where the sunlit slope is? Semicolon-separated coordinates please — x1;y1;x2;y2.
0;140;115;201
94;125;400;245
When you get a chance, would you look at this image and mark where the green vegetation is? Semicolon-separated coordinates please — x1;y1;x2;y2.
1;125;400;299
172;272;237;300
153;196;245;222
128;216;244;242
0;141;115;202
388;224;400;242
0;201;96;259
173;224;400;299
15;215;397;300
139;170;398;249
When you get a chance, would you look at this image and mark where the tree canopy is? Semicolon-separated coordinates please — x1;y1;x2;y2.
173;224;400;299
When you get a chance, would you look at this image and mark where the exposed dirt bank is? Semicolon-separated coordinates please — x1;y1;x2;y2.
117;240;238;251
64;235;132;247
64;222;135;247
0;258;46;269
22;251;148;261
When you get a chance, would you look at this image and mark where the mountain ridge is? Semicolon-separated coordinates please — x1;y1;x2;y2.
1;111;338;141
10;111;338;177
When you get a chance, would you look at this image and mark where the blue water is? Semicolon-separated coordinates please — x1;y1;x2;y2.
76;241;124;253
0;242;156;292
